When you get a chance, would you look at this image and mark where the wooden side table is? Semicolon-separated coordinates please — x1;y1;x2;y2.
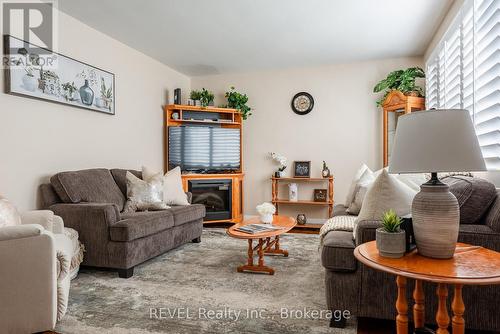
354;241;500;334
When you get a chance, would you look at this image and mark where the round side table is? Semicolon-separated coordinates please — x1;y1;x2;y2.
354;241;500;334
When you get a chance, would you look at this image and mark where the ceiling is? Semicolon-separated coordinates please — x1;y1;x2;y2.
58;0;454;77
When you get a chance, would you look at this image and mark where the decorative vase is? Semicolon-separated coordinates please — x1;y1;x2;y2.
194;100;201;107
296;213;307;225
260;214;273;224
79;79;94;106
95;97;105;108
412;183;459;259
22;74;37;92
275;171;283;178
288;183;298;202
376;228;406;258
322;167;330;178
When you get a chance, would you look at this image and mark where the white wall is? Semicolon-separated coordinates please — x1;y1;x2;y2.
0;10;190;210
192;57;423;218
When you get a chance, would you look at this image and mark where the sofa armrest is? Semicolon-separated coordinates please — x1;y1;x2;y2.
458;224;500;252
0;224;44;242
0;229;57;332
20;210;55;231
49;203;120;263
355;220;383;246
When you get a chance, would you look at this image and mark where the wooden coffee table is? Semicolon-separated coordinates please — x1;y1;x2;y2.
227;215;296;275
354;241;500;334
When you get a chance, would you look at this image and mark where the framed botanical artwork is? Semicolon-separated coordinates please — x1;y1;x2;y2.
313;189;328;202
293;161;311;178
3;34;115;115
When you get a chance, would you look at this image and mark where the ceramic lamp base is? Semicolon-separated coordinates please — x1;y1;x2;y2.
412;182;459;259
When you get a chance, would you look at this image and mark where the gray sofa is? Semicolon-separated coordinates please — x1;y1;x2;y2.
39;168;205;278
321;177;500;331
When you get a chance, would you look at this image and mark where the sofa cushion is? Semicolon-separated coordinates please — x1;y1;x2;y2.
442;176;497;225
110;211;174;242
168;204;206;226
51;169;125;210
110;169;142;197
484;189;500;232
321;231;357;271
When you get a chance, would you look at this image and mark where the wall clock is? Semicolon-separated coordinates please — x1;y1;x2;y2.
291;92;314;115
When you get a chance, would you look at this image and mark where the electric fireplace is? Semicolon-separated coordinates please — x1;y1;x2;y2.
188;179;232;221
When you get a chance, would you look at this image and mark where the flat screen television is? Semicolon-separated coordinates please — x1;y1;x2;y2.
168;126;241;173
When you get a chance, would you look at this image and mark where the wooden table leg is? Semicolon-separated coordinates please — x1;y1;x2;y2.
263;235;289;257
237;238;274;275
413;280;425;329
436;283;450;334
452;284;465;334
396;276;409;334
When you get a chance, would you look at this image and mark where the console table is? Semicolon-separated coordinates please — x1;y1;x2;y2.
354;241;500;334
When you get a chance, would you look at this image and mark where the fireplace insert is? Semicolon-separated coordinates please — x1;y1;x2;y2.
188;179;232;221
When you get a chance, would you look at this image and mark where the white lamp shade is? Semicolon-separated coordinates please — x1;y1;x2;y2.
389;109;486;174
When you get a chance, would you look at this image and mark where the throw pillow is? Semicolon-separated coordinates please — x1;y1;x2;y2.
143;166;189;206
123;172;169;213
355;169;417;223
0;195;22;227
441;176;497;225
345;164;373;208
347;181;372;215
393;173;428;191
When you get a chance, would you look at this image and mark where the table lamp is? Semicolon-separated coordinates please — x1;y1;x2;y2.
389;109;486;258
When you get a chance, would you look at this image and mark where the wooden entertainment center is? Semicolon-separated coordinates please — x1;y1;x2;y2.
164;104;244;224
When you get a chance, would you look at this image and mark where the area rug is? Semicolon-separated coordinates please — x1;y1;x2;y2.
56;228;356;334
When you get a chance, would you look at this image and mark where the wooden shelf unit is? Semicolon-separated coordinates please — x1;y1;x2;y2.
271;176;334;227
164;105;244;224
382;91;425;167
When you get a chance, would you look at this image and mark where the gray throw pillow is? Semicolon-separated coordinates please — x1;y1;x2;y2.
442;176;497;225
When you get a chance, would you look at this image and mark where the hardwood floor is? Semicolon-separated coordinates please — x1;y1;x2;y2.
357;317;500;334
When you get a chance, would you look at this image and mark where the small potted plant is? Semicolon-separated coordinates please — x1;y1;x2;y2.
199;88;214;107
190;90;202;106
373;67;425;107
96;77;113;110
270;152;287;178
376;209;406;258
256;202;276;224
62;82;78;101
225;86;252;120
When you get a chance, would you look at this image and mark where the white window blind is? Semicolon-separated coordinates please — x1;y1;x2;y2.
426;0;500;170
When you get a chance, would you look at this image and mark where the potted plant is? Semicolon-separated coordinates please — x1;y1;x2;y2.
373;67;425;106
199;88;214;107
376;209;406;258
270;152;287;177
190;90;202;106
225;86;252;120
96;78;113;110
62;82;78;101
16;48;38;92
256;202;276;224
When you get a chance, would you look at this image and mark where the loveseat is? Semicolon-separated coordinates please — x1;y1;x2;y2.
39;168;205;278
321;176;500;331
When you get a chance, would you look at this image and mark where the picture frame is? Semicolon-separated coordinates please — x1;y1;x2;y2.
3;34;115;115
293;161;311;178
313;189;328;202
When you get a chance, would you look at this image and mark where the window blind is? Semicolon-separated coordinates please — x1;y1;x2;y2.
426;0;500;170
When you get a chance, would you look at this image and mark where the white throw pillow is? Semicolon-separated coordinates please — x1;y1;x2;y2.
347;181;372;215
123;172;169;213
356;169;417;223
345;164;373;207
0;195;22;227
143;166;189;206
394;173;427;192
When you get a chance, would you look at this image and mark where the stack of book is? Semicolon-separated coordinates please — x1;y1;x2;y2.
235;224;284;234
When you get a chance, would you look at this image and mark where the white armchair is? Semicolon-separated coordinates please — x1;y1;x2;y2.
0;210;74;334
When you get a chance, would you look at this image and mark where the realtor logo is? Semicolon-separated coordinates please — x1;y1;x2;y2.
2;0;57;54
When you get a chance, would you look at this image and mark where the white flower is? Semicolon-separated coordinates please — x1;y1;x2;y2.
270;152;287;168
256;202;276;215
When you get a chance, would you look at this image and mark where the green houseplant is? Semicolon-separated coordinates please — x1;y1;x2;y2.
225;86;252;120
199;88;215;107
373;67;425;106
62;82;78;101
190;90;202;106
376;209;406;258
